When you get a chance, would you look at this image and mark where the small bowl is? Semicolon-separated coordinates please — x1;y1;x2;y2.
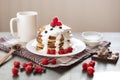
81;31;103;47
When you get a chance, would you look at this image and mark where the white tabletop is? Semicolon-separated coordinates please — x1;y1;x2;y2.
0;32;120;80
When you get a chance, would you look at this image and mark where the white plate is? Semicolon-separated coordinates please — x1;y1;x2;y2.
26;38;86;57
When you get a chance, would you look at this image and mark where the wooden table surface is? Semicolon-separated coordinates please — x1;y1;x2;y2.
0;32;120;80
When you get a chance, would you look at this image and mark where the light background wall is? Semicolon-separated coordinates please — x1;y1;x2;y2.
0;0;120;32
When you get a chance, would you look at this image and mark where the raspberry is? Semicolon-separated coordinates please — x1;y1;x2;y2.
47;50;56;54
64;49;68;54
53;17;58;23
56;21;62;26
68;47;73;53
47;50;50;54
27;61;33;67
50;50;56;54
50;59;56;65
87;66;95;75
82;62;89;70
50;17;62;27
25;65;33;73
58;50;64;54
41;58;49;65
12;67;19;76
14;61;20;68
34;65;43;73
22;62;28;69
89;60;95;67
50;22;56;27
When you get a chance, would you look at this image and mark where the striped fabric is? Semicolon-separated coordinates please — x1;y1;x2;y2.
0;37;110;68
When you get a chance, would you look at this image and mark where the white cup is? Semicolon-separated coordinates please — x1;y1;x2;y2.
10;11;38;42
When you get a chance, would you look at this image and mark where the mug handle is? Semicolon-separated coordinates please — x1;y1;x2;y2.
10;18;18;37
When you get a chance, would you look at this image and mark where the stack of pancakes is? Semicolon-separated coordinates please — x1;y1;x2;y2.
36;27;45;50
36;34;44;50
59;34;64;50
36;26;65;51
48;36;56;51
36;24;73;55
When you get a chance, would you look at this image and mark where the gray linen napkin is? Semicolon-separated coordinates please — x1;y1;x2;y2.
0;37;110;68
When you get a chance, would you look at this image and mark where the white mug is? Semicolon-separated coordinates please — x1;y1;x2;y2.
10;11;38;42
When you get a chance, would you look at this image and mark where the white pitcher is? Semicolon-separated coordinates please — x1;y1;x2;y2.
10;11;38;42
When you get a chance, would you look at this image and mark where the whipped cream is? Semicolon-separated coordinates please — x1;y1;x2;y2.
37;24;72;54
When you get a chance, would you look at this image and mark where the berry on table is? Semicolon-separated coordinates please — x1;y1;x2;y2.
27;61;33;67
12;67;19;76
34;65;43;73
25;65;33;73
89;60;95;67
22;62;28;69
82;62;89;70
87;66;95;75
13;61;20;68
12;60;48;75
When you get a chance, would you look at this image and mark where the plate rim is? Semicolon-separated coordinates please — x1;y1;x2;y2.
26;38;86;57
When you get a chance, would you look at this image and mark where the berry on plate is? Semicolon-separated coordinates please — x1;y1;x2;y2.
64;49;68;54
58;50;64;54
67;47;73;53
51;50;56;54
47;50;56;54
